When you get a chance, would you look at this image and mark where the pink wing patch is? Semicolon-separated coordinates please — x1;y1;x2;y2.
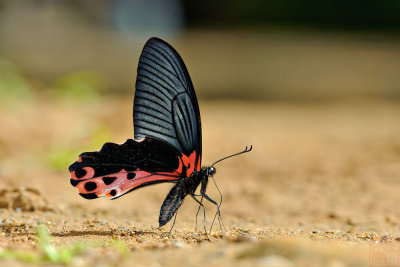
76;169;180;199
72;151;200;200
70;153;200;200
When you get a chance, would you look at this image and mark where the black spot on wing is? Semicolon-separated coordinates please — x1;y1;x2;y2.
127;173;136;180
74;168;87;178
84;182;97;192
110;190;117;197
70;179;80;187
102;177;116;185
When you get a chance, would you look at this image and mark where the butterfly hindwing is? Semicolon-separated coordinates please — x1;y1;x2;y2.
69;138;181;199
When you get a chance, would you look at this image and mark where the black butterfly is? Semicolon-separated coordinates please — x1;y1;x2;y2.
69;37;252;229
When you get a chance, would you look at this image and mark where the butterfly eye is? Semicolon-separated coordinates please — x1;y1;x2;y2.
208;167;216;176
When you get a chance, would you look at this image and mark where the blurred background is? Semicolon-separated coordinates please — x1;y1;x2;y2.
1;0;400;101
1;0;400;256
1;2;400;265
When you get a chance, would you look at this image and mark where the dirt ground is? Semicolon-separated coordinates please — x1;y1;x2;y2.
0;96;400;266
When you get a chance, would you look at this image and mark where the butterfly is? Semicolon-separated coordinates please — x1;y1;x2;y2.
69;37;252;229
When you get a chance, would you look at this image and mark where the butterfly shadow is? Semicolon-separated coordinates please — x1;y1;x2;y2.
51;230;114;237
51;229;161;238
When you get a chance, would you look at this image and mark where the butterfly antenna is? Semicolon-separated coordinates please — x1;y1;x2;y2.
211;145;253;167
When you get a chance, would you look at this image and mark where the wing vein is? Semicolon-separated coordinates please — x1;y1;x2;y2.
135;87;170;108
139;61;177;92
141;52;180;82
134;123;176;138
135;94;170;114
134;117;172;132
134;103;170;122
137;75;173;100
133;106;172;125
147;43;187;91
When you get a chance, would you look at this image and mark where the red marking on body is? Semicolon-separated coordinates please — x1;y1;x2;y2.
71;167;95;180
78;157;82;162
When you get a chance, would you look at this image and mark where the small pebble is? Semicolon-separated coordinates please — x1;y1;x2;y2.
258;255;294;267
173;242;185;248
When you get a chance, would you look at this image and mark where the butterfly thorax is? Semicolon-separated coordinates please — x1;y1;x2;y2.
179;166;217;197
180;167;209;195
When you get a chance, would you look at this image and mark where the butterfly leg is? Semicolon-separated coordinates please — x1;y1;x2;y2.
210;176;227;232
168;211;178;235
201;193;225;234
190;194;208;238
194;195;204;231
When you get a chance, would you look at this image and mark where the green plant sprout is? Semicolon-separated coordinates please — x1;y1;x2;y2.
47;124;112;171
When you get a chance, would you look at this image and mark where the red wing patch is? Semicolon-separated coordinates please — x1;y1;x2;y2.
69;138;201;200
72;151;200;200
176;151;200;177
74;169;180;199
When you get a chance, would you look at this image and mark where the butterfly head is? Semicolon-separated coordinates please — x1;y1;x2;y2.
207;166;216;176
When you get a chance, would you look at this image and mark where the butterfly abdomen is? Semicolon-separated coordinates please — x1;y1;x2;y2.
159;181;187;227
158;169;208;226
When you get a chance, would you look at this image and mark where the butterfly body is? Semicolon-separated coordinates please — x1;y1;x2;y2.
159;167;212;227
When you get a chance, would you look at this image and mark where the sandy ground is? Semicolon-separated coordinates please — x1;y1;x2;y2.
0;96;400;266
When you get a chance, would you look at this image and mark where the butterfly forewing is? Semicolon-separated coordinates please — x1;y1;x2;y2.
134;37;202;160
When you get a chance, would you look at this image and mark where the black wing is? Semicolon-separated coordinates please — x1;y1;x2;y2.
134;37;202;159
